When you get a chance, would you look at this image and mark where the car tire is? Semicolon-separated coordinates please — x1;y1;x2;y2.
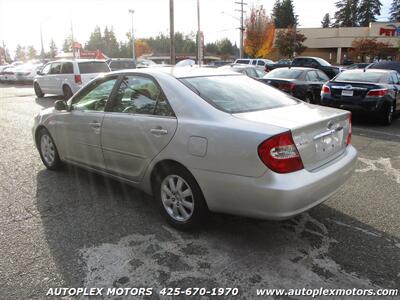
37;128;62;170
34;82;44;98
154;165;209;230
63;85;73;100
381;102;395;126
304;93;314;104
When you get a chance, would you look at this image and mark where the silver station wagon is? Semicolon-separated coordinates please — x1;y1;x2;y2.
33;67;357;229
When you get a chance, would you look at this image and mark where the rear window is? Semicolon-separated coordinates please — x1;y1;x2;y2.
78;62;110;74
335;71;385;83
236;59;250;64
265;69;303;79
181;75;298;113
109;60;136;70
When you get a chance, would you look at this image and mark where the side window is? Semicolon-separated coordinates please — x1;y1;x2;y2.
395;73;400;85
41;64;51;75
390;73;399;84
111;75;174;117
252;60;257;65
246;68;258;78
72;77;117;112
61;62;73;74
292;59;303;66
49;63;61;74
306;71;320;82
257;60;265;66
317;70;329;82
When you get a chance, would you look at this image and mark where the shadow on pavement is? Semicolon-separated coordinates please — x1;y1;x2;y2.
35;166;400;296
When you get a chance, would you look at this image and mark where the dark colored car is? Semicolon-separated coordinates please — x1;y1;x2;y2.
107;58;136;71
369;61;400;73
260;67;329;104
220;64;266;79
346;63;371;70
291;57;340;79
265;59;292;72
321;69;400;125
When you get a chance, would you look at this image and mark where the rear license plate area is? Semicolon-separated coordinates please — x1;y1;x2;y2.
314;129;343;157
341;90;353;97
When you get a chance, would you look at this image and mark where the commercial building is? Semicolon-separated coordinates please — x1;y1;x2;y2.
270;22;400;64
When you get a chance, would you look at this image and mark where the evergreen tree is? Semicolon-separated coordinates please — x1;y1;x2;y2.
103;26;120;57
27;46;37;59
14;44;26;61
85;26;104;51
62;35;73;52
272;0;298;28
333;0;359;27
275;27;307;58
389;0;400;22
358;0;382;26
47;39;58;58
321;13;331;27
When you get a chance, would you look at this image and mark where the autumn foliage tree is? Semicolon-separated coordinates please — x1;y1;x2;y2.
275;27;306;58
349;38;391;62
134;39;152;57
244;5;275;58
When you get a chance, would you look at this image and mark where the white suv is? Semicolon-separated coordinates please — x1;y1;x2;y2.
234;58;273;70
33;59;110;99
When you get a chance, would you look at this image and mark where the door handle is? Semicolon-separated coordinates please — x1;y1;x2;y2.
150;127;168;135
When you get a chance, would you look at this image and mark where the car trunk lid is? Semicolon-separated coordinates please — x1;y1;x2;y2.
234;103;351;171
328;81;380;101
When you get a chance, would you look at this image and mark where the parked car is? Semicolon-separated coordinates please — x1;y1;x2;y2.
291;57;340;79
0;65;17;82
34;59;110;99
107;58;136;71
33;67;357;229
234;58;274;70
136;59;156;68
320;69;400;125
220;64;266;79
265;59;292;72
15;63;43;83
345;63;371;70
368;61;400;74
261;67;330;103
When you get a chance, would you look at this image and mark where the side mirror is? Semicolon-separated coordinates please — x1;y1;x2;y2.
36;70;42;75
54;100;67;111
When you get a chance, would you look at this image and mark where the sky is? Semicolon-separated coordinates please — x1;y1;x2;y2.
0;0;394;56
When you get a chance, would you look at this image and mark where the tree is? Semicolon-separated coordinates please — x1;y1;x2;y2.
27;46;37;59
244;5;276;58
321;13;331;28
275;27;307;58
103;26;120;57
85;26;104;51
389;0;400;22
205;42;218;55
135;39;152;57
47;39;58;58
349;38;391;62
62;35;73;52
14;44;26;61
358;0;382;26
272;0;298;29
333;0;359;27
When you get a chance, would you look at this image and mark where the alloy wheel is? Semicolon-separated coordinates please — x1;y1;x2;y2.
40;134;55;166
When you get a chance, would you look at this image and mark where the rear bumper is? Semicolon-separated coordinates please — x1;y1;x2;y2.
321;95;386;113
191;145;357;220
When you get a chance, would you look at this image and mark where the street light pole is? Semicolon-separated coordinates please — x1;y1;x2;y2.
128;9;136;61
169;0;175;65
197;0;202;66
40;23;45;59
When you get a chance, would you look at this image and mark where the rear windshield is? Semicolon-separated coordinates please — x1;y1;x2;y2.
265;69;303;79
110;60;136;70
78;62;110;74
181;75;298;113
335;71;385;83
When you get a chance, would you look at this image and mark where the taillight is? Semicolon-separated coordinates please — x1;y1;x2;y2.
258;131;304;174
347;112;352;145
321;84;331;95
279;83;295;91
74;75;82;84
367;89;388;97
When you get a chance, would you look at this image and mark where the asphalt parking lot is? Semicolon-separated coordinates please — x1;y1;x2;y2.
0;83;399;299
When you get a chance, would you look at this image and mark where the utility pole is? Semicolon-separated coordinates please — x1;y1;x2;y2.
70;21;75;58
197;0;202;66
235;0;247;59
129;9;136;61
169;0;175;65
40;23;45;60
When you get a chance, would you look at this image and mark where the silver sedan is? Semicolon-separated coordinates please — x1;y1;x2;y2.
33;67;357;229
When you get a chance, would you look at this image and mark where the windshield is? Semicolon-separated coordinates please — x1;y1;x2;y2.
335;71;385;83
265;69;303;79
78;62;110;74
181;75;298;113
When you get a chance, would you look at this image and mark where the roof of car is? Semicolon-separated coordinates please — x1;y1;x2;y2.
50;59;107;63
270;67;316;71
343;68;393;73
109;66;241;78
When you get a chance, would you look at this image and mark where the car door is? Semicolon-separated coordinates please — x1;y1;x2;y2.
47;62;62;94
36;63;51;92
101;74;177;182
391;72;400;111
55;75;119;169
306;70;326;101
